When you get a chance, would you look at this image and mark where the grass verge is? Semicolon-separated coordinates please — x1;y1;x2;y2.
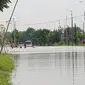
0;54;14;85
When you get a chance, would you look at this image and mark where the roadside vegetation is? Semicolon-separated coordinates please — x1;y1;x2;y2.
6;24;85;46
0;54;14;85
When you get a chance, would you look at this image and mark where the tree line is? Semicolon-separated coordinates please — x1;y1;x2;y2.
6;24;85;46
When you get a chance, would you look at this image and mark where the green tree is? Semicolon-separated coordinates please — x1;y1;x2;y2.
19;31;25;43
32;29;52;46
40;29;51;45
19;27;35;43
51;30;59;43
51;29;63;44
25;27;35;40
64;26;83;44
11;29;19;46
0;0;11;12
33;29;43;45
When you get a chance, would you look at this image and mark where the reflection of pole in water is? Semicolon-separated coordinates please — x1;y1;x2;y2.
59;52;62;75
54;52;57;68
83;52;85;71
72;52;75;85
74;52;77;75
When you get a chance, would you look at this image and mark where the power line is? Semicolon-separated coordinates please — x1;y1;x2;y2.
15;14;84;26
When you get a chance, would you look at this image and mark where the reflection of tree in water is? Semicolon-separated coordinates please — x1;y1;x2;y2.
12;54;20;78
54;53;59;68
58;52;64;74
65;52;71;73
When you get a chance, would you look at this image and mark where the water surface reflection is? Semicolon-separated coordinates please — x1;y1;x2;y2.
12;52;85;85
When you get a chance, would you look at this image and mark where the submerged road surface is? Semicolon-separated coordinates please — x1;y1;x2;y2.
7;46;85;54
11;49;85;85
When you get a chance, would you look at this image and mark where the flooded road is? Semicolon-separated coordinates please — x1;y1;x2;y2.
12;52;85;85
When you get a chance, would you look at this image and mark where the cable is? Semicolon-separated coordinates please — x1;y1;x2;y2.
15;14;84;26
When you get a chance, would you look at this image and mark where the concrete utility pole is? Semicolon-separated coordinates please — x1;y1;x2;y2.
81;9;85;41
71;10;74;46
58;20;61;42
66;16;67;28
83;12;85;40
67;9;74;45
84;12;85;23
0;0;19;53
83;22;84;41
65;16;68;45
78;1;85;43
71;10;73;29
13;18;16;46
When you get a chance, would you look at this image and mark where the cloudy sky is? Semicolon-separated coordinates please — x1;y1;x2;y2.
0;0;85;31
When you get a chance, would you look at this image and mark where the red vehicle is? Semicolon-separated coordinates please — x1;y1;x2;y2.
82;40;85;44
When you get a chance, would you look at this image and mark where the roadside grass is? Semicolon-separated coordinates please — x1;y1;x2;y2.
0;54;14;85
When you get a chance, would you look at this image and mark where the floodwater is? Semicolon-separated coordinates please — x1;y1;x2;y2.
11;52;85;85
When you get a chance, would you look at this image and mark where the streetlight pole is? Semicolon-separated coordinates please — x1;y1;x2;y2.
67;9;74;45
83;12;85;42
71;10;74;46
79;1;85;43
65;16;68;45
71;10;73;29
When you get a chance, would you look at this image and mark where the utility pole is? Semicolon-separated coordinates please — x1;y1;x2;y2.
13;18;16;46
71;10;73;28
78;1;85;44
66;9;74;45
82;12;85;44
83;12;85;40
65;16;68;45
71;10;74;46
58;20;61;42
84;12;85;23
66;16;67;28
83;22;84;42
74;23;77;45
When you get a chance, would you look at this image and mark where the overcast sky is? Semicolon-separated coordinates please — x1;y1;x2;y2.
0;0;85;31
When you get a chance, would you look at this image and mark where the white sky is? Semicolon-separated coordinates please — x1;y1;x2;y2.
0;0;85;31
